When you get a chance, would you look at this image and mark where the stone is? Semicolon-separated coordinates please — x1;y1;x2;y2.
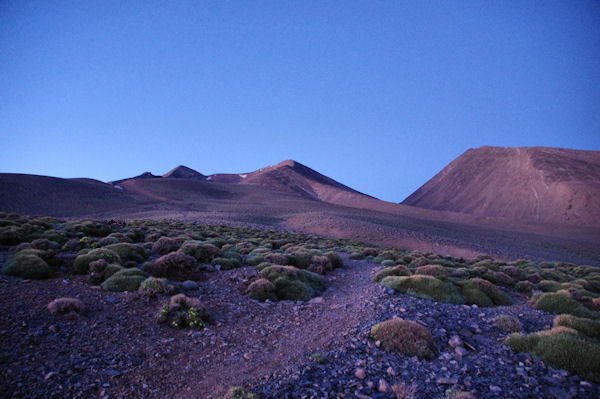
308;296;324;304
386;366;395;376
449;335;463;348
355;368;366;379
378;379;389;393
437;378;458;385
455;347;468;357
181;280;198;290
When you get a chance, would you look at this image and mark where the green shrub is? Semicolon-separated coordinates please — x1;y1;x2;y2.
104;243;147;263
506;328;600;383
139;277;173;296
349;252;364;260
157;294;208;329
532;291;598;319
311;353;328;364
245;255;265;267
516;280;534;295
211;257;237;270
73;248;121;274
224;387;256;399
373;265;411;282
2;252;51;279
324;251;343;269
247;278;276;301
538;280;564;292
554;314;600;340
152;237;181;255
286;250;313;269
265;252;289;265
458;278;513;307
260;265;325;301
493;314;523;332
178;240;220;263
381;259;395;267
148;251;198;280
415;265;450;279
88;259;123;284
308;255;332;275
65;220;111;237
370;318;436;359
101;268;147;292
380;275;464;304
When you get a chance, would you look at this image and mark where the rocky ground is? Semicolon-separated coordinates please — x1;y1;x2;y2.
1;254;598;399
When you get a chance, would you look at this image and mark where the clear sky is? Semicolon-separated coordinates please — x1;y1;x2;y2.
1;1;599;202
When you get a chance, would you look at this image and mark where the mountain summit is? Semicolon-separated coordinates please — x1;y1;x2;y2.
402;146;600;225
162;165;205;179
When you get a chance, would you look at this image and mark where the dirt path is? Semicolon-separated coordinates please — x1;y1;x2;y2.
149;256;381;398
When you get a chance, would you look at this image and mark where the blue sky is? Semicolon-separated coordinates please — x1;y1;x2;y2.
1;1;599;202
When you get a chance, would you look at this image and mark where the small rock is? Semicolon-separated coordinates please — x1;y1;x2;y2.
355;368;366;379
308;296;324;304
449;335;463;348
489;385;502;393
181;280;199;290
378;379;389;393
44;371;58;380
386;366;395;376
455;347;468;357
437;378;458;385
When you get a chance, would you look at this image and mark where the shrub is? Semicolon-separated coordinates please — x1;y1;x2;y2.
493;314;523;332
147;251;198;280
65;220;111;237
0;227;23;245
47;297;85;315
538;280;564;292
381;259;396;267
370;318;436;359
311;353;328;364
245;255;265;267
73;248;121;274
104;243;147;264
211;257;237;270
415;265;450;279
532;292;598;319
286;250;313;269
308;255;332;275
101;268;147;292
247;278;276;301
138;277;173;296
554;314;600;340
260;265;325;301
265;252;289;265
2;251;51;279
506;328;600;383
224;387;256;399
458;278;513;307
152;237;181;255
30;238;59;250
178;241;219;263
349;252;364;260
88;259;123;284
324;251;343;269
380;275;464;304
516;281;534;295
373;265;411;282
157;294;208;329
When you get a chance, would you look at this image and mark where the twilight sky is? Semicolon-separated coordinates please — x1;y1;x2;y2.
1;1;599;202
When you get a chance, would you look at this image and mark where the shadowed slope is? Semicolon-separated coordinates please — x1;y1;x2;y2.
402;146;600;226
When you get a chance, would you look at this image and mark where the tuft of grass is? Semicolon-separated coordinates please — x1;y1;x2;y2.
311;353;328;364
515;280;534;295
101;268;147;292
260;265;325;301
2;251;51;279
373;265;411;282
157;294;208;330
493;314;523;332
138;277;173;297
324;251;344;269
73;248;120;274
147;251;198;280
532;291;598;319
391;383;417;399
371;317;436;359
458;278;513;307
151;237;181;255
47;297;85;315
247;278;276;302
380;275;464;304
415;264;450;279
554;314;600;340
104;243;147;264
224;387;256;399
506;328;600;383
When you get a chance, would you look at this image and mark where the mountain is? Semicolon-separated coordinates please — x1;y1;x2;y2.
162;165;205;179
402;146;600;226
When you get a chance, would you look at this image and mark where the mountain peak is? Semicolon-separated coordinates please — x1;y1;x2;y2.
163;165;205;179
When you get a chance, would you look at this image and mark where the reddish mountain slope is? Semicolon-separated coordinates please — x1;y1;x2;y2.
402;146;600;226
